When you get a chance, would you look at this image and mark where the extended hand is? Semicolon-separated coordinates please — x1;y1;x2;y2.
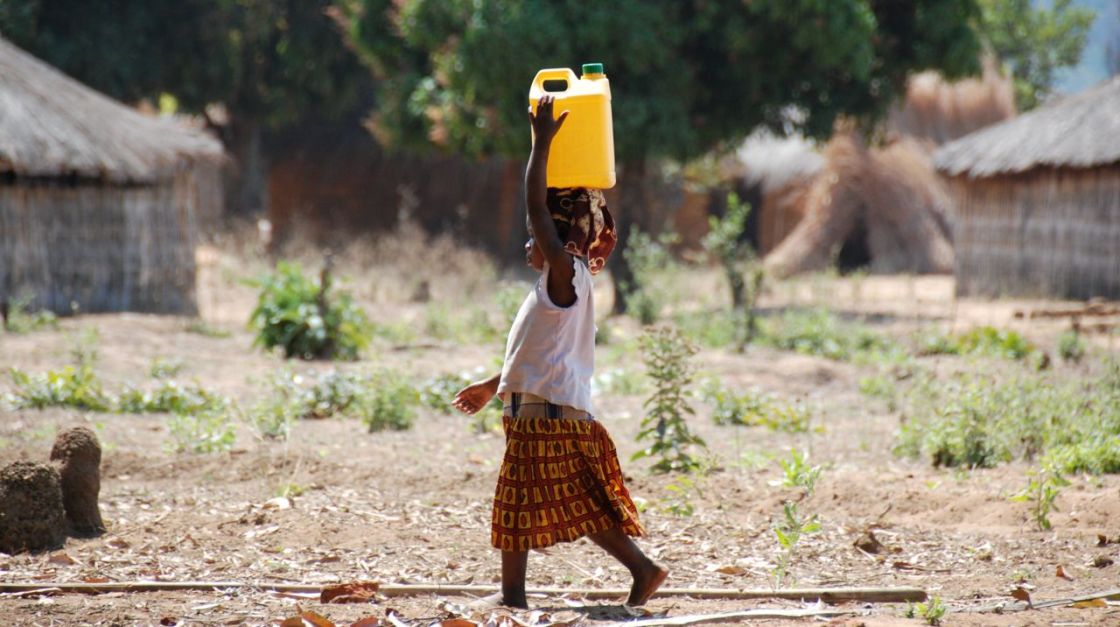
452;379;497;415
529;94;569;143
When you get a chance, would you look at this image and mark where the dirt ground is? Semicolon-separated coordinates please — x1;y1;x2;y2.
2;241;1119;626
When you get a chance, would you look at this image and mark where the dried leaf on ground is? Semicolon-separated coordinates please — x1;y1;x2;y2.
1055;565;1073;580
1071;598;1107;608
350;617;383;627
273;604;337;627
47;552;78;565
1011;587;1032;605
322;581;381;604
714;565;746;576
853;530;884;554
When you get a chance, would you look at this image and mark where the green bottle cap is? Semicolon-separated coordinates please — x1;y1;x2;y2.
582;62;605;76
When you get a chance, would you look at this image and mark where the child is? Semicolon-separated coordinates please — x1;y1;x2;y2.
453;94;667;609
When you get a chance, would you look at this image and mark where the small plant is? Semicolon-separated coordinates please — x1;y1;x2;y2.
919;326;1037;361
761;308;895;362
166;409;236;454
907;595;947;625
775;449;822;496
702;380;811;433
7;366;113;412
303;370;363;418
771;500;821;588
633;325;707;473
249;260;371;360
117;380;227;415
702;192;764;350
622;228;678;325
274;482;306;498
2;292;58;334
661;475;700;517
356;371;419;432
149;358;185;379
1010;463;1070;531
1057;328;1085;362
420;372;471;414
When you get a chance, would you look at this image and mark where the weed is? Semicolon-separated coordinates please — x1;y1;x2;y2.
118;380;227;415
771;501;821;588
420;373;471;414
303;370;363;419
702;192;764;350
249;261;371;360
2;292;58;334
355;371;419;432
919;326;1037;361
274;482;306;498
1057;329;1085;362
895;369;1120;473
633;325;707;473
622;228;679;325
166;409;236;454
149;358;185;379
702;380;810;433
674;309;737;349
7;366;113;412
661;476;701;517
907;595;947;625
775;449;822;496
761;309;896;362
1010;463;1070;531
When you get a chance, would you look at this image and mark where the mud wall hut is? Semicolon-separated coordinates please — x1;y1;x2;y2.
934;76;1120;300
0;37;224;315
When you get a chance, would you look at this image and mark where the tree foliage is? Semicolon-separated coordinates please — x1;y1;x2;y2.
0;0;366;128
341;0;984;162
978;0;1096;109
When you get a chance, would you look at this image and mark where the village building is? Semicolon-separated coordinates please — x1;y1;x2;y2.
0;36;224;315
934;76;1120;300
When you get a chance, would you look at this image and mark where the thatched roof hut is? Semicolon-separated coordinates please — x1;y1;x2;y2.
934;76;1120;299
0;36;224;315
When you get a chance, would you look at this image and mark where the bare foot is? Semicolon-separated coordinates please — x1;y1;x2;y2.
627;561;669;606
468;591;528;610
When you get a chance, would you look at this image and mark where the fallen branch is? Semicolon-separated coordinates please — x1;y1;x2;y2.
0;581;926;603
967;588;1120;614
606;607;852;626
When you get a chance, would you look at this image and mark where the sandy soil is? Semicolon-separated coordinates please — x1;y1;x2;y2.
1;247;1118;627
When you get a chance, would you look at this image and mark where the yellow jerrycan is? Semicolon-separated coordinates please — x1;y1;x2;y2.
528;63;615;189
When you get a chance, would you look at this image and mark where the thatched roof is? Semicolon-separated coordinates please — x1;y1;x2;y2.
0;36;223;184
934;76;1120;178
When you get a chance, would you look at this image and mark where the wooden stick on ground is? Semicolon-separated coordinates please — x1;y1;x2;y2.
966;588;1120;614
0;581;927;603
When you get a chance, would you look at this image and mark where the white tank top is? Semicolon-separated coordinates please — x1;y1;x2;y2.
498;256;596;414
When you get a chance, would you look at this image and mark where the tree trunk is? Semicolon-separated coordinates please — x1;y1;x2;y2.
609;159;648;314
224;117;268;217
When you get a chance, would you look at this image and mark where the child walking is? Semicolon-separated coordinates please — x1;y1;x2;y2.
453;94;667;609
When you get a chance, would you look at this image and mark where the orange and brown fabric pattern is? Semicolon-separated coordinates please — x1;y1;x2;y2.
491;393;644;552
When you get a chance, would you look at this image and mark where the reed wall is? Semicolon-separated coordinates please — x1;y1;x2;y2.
0;174;202;314
949;167;1120;299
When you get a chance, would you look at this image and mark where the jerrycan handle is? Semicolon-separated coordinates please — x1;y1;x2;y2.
532;68;578;94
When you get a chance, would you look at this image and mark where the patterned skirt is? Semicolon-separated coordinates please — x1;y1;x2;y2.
491;392;645;551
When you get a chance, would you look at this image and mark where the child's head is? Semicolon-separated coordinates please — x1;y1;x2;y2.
525;188;617;273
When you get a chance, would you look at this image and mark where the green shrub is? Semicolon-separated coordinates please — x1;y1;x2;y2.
634;325;706;473
303;370;363;418
1057;329;1085;362
2;293;58;334
356;371;419;432
673;309;738;349
702;192;764;349
249;261;371;360
919;326;1037;361
420;372;471;414
118;380;227;415
6;366;113;412
622;228;678;325
167;410;236;454
702;380;810;433
149;358;185;379
896;369;1120;472
761;308;896;362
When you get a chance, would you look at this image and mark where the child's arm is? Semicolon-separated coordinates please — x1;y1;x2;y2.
527;94;577;307
452;372;500;415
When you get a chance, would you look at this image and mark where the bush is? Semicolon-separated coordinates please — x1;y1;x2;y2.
6;366;113;412
622;229;678;325
702;380;810;433
118;381;226;415
918;326;1038;361
761;308;896;362
2;293;58;334
249;261;371;360
167;410;236;454
1057;329;1085;362
896;368;1120;472
356;372;419;432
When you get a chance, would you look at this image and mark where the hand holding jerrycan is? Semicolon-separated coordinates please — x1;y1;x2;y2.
528;63;615;189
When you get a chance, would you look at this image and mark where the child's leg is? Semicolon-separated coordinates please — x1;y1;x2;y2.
501;550;529;608
588;527;668;606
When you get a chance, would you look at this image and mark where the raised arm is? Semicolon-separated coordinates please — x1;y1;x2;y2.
527;95;576;306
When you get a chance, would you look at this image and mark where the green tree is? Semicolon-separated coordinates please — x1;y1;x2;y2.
0;0;370;215
978;0;1096;109
339;0;982;310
